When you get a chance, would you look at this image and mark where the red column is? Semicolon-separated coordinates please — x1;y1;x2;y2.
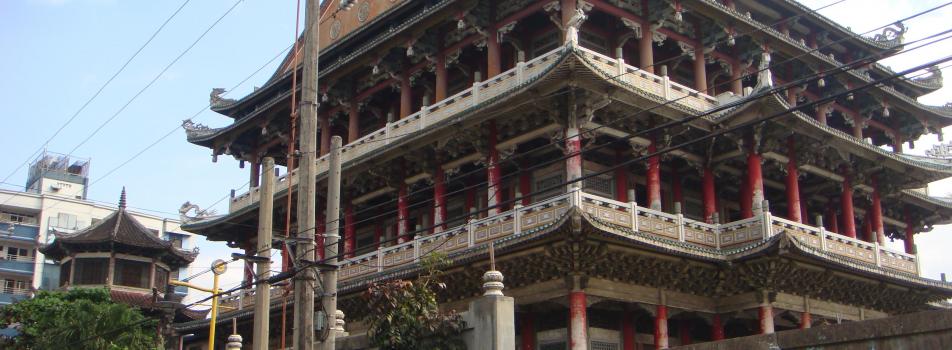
487;27;501;78
399;71;412;119
679;319;692;345
616;150;629;202
746;145;764;218
520;160;532;206
815;103;828;125
759;304;774;334
841;174;857;238
862;211;873;242
569;291;588;350
647;138;662;210
344;203;355;258
703;167;717;223
348;102;360;143
671;168;683;208
740;172;752;219
487;121;502;216
433;165;447;233
655;305;668;349
730;61;743;95
566;126;583;192
693;46;707;92
397;182;409;243
521;313;535;350
639;2;654;74
800;312;812;329
871;175;886;244
786;137;802;222
826;202;839;234
904;207;916;254
435;53;447;102
622;309;636;350
711;314;724;341
319;113;331;156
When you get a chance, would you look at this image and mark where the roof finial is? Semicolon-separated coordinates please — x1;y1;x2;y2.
118;187;127;209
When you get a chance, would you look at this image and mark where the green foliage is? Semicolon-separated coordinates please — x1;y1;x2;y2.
364;253;465;350
0;288;159;350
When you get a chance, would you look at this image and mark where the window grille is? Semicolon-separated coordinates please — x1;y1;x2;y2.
583;172;614;198
534;172;565;201
591;340;619;350
114;259;151;289
73;258;108;285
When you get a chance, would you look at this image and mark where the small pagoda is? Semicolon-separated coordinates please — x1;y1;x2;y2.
40;188;199;313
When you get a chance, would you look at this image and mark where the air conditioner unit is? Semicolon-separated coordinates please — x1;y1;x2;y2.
49;184;61;191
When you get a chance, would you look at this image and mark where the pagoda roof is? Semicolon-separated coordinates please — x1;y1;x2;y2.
41;188;197;267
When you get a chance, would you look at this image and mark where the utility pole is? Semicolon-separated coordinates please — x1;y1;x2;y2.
319;136;342;350
294;0;320;348
252;157;274;350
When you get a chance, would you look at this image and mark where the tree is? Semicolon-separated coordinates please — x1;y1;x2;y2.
364;253;465;350
0;288;159;350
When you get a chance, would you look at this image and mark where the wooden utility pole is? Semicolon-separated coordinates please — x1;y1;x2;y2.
294;0;320;348
252;157;275;350
319;136;342;350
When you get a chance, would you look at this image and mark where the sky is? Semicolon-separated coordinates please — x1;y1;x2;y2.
1;0;951;304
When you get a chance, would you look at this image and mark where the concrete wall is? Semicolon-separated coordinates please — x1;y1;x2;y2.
673;309;952;350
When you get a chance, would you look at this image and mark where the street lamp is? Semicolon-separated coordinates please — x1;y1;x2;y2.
170;259;229;350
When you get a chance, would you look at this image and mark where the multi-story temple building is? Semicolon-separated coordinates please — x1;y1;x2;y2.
177;0;952;348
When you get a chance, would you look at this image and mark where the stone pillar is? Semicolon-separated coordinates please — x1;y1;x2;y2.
693;46;707;92
348;102;360;143
615;150;629;202
647;137;662;210
904;206;916;254
397;182;409;243
759;304;775;334
435;53;447;102
841;173;857;238
622;308;636;350
711;314;724;341
786;137;802;223
467;270;516;350
521;313;535;350
639;2;654;74
487;121;502;216
703;166;717;223
871;175;886;244
226;334;243;350
400;71;412;119
655;305;668;349
344;203;355;258
433;164;447;233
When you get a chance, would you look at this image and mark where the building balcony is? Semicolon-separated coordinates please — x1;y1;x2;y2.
0;256;36;275
0;222;39;242
227;43;719;213
0;287;31;305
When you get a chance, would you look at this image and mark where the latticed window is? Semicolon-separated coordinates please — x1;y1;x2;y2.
583;172;614;198
114;259;151;289
591;340;619;350
73;258;108;285
534;172;565;201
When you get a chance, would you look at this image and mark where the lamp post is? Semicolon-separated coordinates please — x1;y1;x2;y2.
171;259;228;350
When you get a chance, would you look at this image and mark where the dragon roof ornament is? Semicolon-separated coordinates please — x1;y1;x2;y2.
210;88;238;109
871;22;907;46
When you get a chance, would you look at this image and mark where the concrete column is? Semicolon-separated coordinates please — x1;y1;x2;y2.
467;270;515;350
785;137;802;223
703;166;716;223
871;175;886;244
841;173;857;238
569;291;588;350
521;313;535;350
487;121;502;216
647;137;662;210
711;314;724;341
344;203;355;258
655;305;668;349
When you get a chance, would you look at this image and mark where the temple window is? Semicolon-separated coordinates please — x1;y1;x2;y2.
153;266;169;291
59;260;72;287
114;258;151;289
354;226;376;255
533;163;566;201
73;257;108;285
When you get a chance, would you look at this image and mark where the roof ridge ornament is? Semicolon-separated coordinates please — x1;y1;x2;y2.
118;186;127;209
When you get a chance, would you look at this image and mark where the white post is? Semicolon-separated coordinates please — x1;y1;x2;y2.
874;242;882;267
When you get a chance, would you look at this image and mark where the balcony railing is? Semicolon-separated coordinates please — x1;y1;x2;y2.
0;287;30;305
337;190;919;282
0;256;35;275
228;43;720;213
0;222;39;242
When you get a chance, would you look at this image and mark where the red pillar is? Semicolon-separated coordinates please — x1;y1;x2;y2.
815;103;828;125
433;165;447;233
435;53;447;102
711;314;724;341
344;203;355;258
904;206;916;254
871;175;886;244
616;150;630;202
759;304;775;334
487;27;501;78
841;173;857;238
655;305;668;349
679;319;692;345
800;312;812;329
569;291;588;350
348;102;360;143
639;2;654;74
647;138;662;210
487;121;502;216
740;172;752;219
703;166;716;223
746;143;764;218
399;71;412;119
826;201;839;234
785;137;801;222
730;61;743;95
521;313;535;350
693;46;707;92
397;182;409;243
566;126;583;192
622;309;636;350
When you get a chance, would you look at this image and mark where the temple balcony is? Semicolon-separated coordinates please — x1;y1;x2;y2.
0;222;39;243
226;43;719;214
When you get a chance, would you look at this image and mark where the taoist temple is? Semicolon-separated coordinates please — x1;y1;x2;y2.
176;0;952;348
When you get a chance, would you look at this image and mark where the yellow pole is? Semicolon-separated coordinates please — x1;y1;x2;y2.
209;271;220;350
